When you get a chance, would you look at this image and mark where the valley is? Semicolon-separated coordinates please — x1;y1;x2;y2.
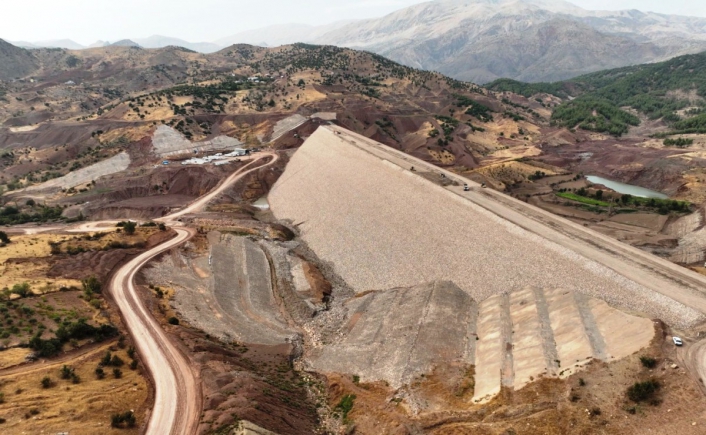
1;33;706;435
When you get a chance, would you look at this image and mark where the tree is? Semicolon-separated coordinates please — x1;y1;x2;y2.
11;282;31;298
0;231;9;244
95;367;105;379
595;189;603;200
123;221;136;235
82;276;101;297
100;351;112;367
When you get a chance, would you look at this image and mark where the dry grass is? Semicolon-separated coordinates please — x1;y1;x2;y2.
0;345;149;435
428;149;456;164
0;348;32;369
0;234;82;291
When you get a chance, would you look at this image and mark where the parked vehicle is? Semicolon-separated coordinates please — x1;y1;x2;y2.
673;336;683;346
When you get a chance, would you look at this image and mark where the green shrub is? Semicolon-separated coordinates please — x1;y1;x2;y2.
627;380;660;402
11;283;31;298
60;365;73;380
41;376;52;388
111;410;136;428
335;394;356;421
640;356;657;369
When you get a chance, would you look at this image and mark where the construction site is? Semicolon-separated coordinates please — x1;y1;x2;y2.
134;125;706;434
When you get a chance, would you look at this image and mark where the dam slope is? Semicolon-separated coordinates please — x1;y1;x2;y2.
269;126;706;328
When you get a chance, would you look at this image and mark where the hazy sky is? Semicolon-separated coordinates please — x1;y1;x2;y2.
3;0;706;45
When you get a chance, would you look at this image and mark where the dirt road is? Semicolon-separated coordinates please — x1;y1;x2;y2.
110;227;199;435
105;152;279;435
162;152;278;221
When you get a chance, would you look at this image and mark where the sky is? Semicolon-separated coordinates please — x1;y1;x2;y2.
3;0;706;46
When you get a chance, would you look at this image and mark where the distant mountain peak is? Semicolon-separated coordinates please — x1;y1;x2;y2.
110;39;141;48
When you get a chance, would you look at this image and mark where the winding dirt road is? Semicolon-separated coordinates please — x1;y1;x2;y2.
110;228;198;433
108;152;278;435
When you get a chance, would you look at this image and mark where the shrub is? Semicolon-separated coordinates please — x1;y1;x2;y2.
41;376;52;388
168;317;179;325
11;283;31;298
113;368;122;379
95;367;105;379
0;231;10;244
60;365;73;380
129;360;138;370
123;221;136;235
82;276;101;297
640;356;657;369
111;410;136;428
335;394;356;421
110;355;124;367
100;351;112;366
627;380;660;402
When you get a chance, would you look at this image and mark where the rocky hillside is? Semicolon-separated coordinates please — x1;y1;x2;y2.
0;39;38;80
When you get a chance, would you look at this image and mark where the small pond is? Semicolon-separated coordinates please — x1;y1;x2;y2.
586;176;669;199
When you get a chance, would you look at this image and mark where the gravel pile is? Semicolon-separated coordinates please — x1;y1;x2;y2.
269;127;705;329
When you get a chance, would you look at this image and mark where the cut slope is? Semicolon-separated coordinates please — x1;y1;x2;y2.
269;126;706;328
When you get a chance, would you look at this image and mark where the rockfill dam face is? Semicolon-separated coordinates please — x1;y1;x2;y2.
269;126;706;328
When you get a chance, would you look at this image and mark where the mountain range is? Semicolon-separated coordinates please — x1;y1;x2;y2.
5;0;706;83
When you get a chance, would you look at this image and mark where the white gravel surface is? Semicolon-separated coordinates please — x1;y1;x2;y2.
269;127;706;328
24;152;130;192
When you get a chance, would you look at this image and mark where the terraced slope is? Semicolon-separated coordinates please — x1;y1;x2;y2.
308;283;653;403
145;232;295;346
